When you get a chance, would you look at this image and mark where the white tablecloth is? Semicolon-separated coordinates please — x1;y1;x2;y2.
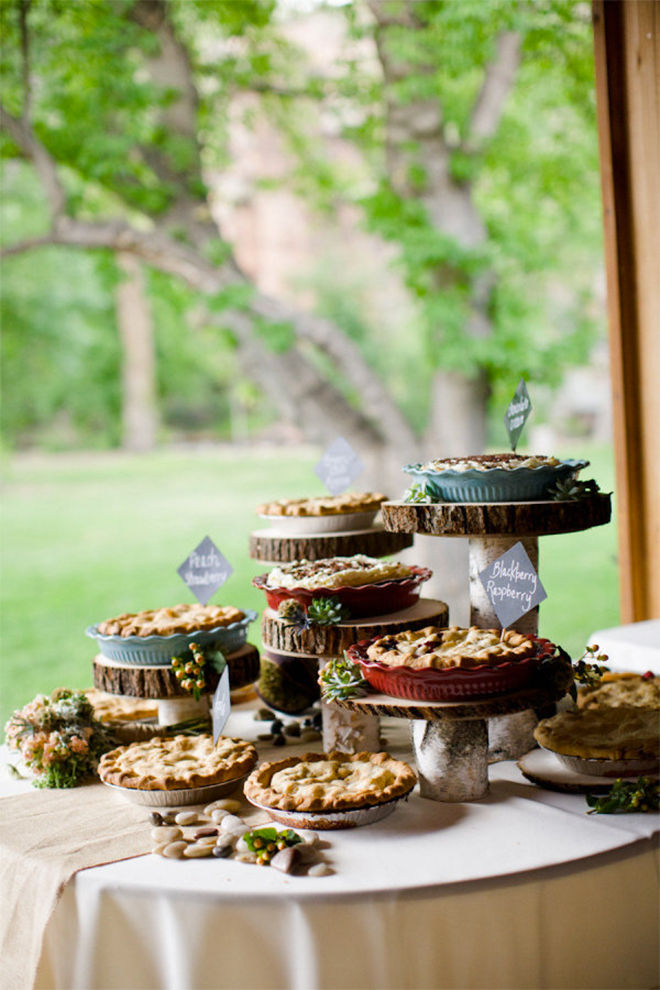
588;619;660;674
2;700;656;990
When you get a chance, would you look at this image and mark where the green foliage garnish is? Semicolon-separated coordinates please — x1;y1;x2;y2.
404;483;430;504
571;643;610;699
277;596;350;629
243;827;302;864
320;655;368;701
550;478;601;501
171;643;226;700
586;777;659;815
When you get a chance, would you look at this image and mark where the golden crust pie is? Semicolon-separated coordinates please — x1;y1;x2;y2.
365;625;536;670
257;493;387;517
534;708;660;761
577;672;659;710
97;604;246;638
244;751;416;812
98;734;257;790
85;688;158;723
418;454;560;473
264;555;412;591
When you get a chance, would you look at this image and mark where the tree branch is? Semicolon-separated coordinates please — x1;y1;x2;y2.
0;106;66;219
464;31;521;150
18;0;32;122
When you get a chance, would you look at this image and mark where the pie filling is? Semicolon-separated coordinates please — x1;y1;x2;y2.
534;708;660;761
98;734;258;790
245;751;417;811
365;625;536;670
577;672;659;710
257;493;387;517
263;555;412;591
417;454;560;473
97;604;246;638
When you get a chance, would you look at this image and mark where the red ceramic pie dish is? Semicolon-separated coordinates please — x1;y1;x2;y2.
252;566;432;619
346;635;557;701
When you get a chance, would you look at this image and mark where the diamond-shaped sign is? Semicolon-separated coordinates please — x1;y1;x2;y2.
478;541;547;629
314;436;364;495
177;536;233;605
504;378;532;451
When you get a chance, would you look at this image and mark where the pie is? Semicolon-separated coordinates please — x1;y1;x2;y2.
534;708;660;761
97;604;246;638
262;555;412;591
98;734;257;790
416;454;560;473
85;688;158;723
577;672;659;710
244;751;416;812
365;625;536;670
257;493;388;517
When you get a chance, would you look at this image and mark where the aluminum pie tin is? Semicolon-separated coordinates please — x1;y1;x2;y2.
86;610;258;666
543;749;660;779
347;635;556;701
102;773;250;807
245;792;412;830
402;458;589;503
258;510;379;534
252;567;432;619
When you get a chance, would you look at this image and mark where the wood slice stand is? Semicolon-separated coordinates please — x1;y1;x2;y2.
93;642;260;726
249;525;413;563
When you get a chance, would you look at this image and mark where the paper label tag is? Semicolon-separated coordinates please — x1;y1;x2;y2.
504;378;532;451
478;541;547;628
314;436;364;495
212;665;231;743
177;536;233;605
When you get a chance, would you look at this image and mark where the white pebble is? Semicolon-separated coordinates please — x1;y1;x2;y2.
194;835;219;847
174;811;198;826
228;824;249;838
161;841;189;859
183;842;214;858
308;862;333;877
211;809;230;824
150;826;182;842
298;829;319;846
235;836;250;854
220;814;244;832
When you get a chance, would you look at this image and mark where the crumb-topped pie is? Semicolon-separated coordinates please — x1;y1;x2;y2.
98;604;246;638
577;671;659;710
262;555;411;591
244;751;416;812
98;734;257;791
257;493;388;517
534;708;660;762
365;625;536;669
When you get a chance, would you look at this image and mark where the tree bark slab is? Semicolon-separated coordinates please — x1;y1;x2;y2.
260;598;449;656
93;642;260;698
382;495;611;537
249;526;413;563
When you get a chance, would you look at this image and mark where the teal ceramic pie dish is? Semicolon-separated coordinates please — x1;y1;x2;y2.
86;610;258;666
403;457;589;503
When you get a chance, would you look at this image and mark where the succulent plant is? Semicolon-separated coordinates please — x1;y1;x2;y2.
550;477;601;501
276;596;350;629
320;655;368;701
404;483;431;504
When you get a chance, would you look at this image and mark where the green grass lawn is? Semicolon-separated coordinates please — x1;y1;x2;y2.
0;442;619;727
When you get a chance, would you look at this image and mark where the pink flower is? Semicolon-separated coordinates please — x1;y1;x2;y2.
70;736;89;755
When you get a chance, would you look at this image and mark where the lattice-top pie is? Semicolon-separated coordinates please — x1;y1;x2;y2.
577;672;659;710
534;708;660;761
263;555;412;591
365;625;536;670
97;604;246;638
98;734;257;790
244;751;416;812
257;493;388;517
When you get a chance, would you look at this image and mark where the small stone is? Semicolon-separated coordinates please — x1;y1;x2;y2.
298;829;320;846
183;842;214;858
270;846;301;874
270;719;284;734
210;809;230;824
215;834;236;851
283;722;301;737
149;812;164;826
151;843;171;856
174;811;198;826
161;840;189;859
235;836;250;854
228;824;249;839
194;827;218;840
161;812;178;825
256;708;277;721
151;826;183;843
212;843;233;858
257;733;274;741
296;843;319;865
308;862;333;877
204;801;231;816
211;798;242;814
272;734;286;747
300;729;322;743
235;852;258;864
194;835;219;847
220;814;245;832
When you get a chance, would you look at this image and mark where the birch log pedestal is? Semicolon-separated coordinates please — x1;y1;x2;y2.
381;495;612;760
249;526;413;564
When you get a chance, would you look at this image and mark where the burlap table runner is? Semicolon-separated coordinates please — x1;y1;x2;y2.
0;783;150;990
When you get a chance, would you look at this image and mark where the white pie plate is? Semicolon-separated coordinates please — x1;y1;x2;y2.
258;510;379;534
245;792;410;830
102;773;250;807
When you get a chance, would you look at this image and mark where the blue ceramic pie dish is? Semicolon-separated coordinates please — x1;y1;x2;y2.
402;458;589;503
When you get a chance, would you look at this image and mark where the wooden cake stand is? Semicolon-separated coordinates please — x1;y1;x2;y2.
331;681;567;802
93;642;260;726
249;526;413;563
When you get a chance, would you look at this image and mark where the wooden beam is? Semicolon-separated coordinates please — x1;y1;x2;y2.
592;0;660;621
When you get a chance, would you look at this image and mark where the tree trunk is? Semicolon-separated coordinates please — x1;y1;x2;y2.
115;252;157;452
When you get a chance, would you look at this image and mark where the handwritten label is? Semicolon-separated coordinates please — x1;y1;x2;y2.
212;665;231;743
314;436;364;495
177;536;233;605
478;541;547;628
504;378;532;451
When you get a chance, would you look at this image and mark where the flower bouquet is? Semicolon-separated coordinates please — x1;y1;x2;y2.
4;688;116;788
